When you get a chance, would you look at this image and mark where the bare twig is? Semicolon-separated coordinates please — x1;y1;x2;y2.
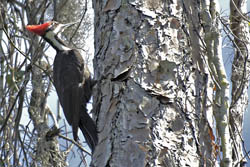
58;134;91;156
230;0;250;23
2;27;53;82
69;0;88;43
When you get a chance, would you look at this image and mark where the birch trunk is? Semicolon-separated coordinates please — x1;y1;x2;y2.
92;0;229;166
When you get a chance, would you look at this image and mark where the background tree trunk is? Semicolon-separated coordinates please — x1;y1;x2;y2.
229;0;250;166
92;0;248;166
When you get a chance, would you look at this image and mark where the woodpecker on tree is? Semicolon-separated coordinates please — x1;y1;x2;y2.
26;21;98;152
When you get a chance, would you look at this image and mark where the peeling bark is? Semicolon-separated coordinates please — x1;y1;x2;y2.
93;0;205;166
92;0;246;166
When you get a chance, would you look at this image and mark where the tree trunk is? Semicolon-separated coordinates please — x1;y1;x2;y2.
230;0;250;166
92;0;250;166
92;0;233;166
26;2;66;166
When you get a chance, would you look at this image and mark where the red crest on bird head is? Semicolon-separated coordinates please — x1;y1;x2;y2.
26;22;52;36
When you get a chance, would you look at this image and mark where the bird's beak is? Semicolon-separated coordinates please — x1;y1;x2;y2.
59;21;80;33
63;21;80;28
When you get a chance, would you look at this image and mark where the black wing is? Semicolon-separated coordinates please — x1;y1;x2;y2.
53;49;97;151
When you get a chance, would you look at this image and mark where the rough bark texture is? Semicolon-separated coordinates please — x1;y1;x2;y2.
92;0;220;166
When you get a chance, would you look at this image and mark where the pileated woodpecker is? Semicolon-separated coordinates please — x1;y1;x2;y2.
26;21;98;152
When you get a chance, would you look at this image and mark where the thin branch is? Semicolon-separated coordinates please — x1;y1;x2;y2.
58;134;91;156
14;88;26;166
1;26;53;82
0;84;25;134
69;0;88;43
219;16;249;107
230;0;250;23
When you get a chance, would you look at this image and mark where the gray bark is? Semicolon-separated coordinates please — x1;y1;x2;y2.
92;0;213;166
92;0;247;166
230;0;250;166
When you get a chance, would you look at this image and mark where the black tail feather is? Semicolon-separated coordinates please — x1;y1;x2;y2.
79;110;98;152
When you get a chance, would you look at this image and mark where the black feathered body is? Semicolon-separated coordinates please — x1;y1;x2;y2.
53;49;97;151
